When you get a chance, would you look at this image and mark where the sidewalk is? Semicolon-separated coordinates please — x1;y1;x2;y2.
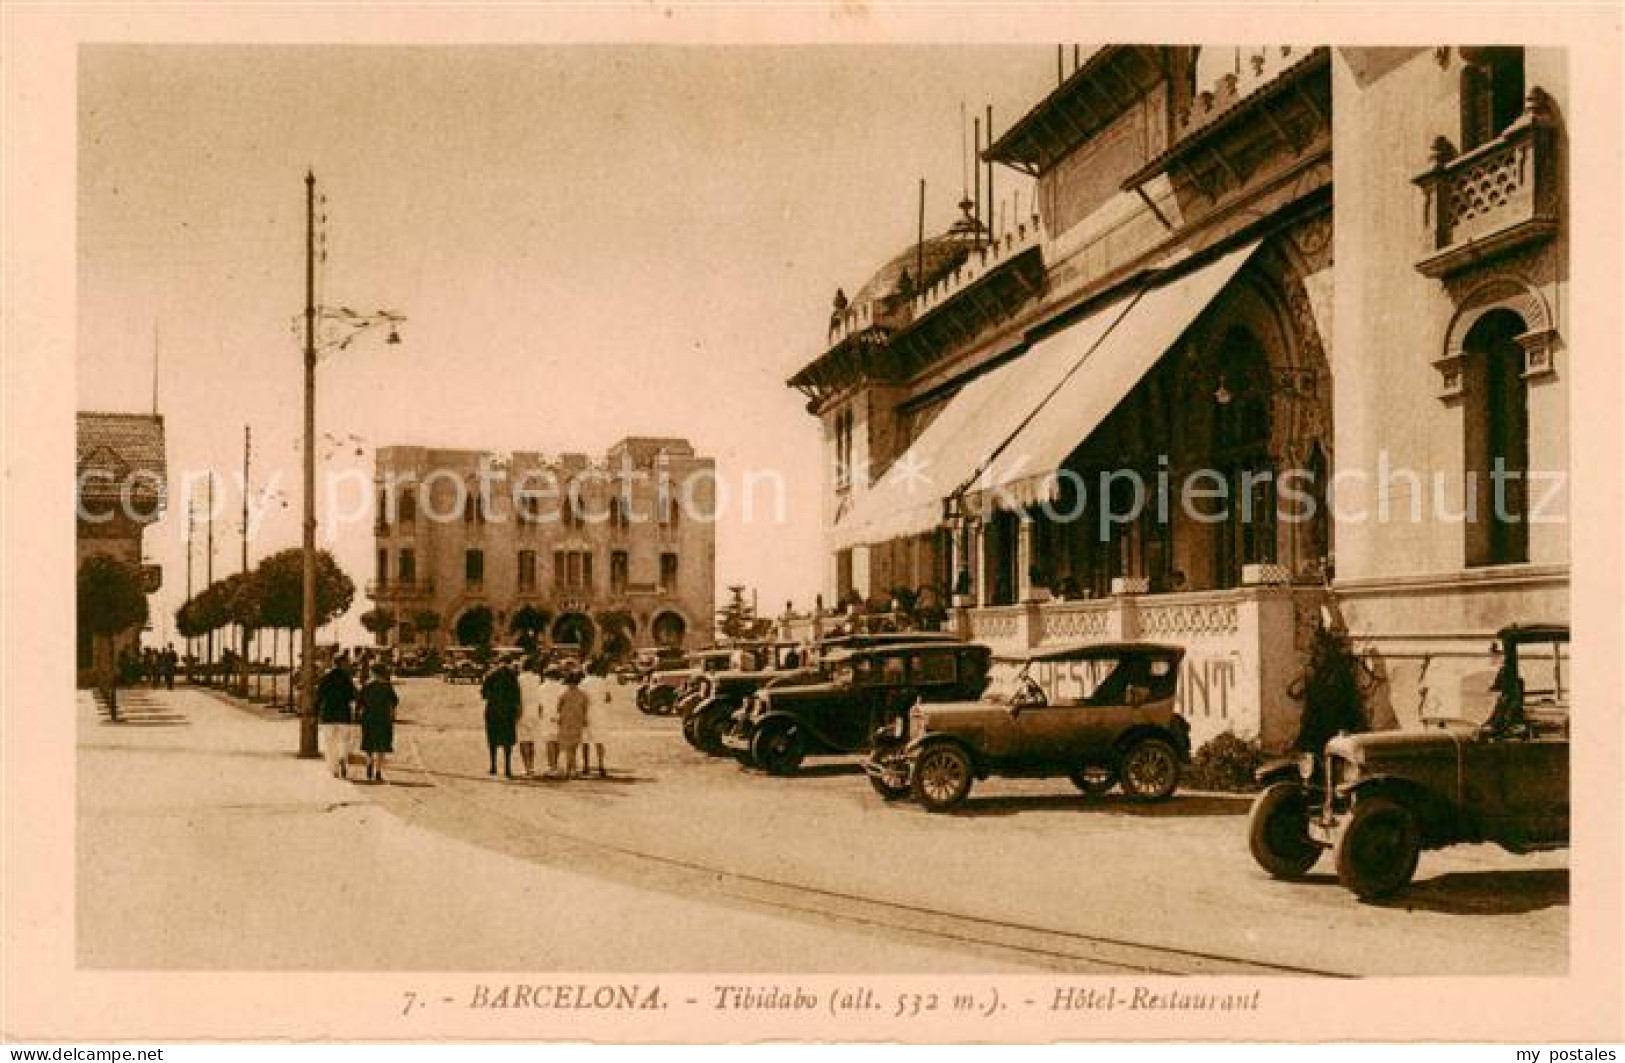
77;687;1028;971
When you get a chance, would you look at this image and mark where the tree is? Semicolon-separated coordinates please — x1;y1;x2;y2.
78;555;150;720
411;609;442;648
221;570;263;694
250;548;354;706
1289;623;1376;752
509;604;551;656
360;607;396;645
594;608;635;660
455;605;495;649
716;585;769;642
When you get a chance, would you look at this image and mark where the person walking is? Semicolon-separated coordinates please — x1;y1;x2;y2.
554;672;589;779
315;652;358;779
161;643;178;691
357;663;399;783
480;657;521;778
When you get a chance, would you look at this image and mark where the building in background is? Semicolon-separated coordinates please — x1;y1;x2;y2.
76;411;168;685
368;437;716;656
789;46;1566;748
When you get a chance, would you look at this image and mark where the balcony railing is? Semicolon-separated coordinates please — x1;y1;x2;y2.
365;577;435;599
1414;88;1559;279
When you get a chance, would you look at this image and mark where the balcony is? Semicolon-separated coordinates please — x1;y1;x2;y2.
366;577;435;600
1413;88;1560;279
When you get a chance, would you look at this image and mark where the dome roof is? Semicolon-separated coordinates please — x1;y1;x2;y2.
846;208;985;312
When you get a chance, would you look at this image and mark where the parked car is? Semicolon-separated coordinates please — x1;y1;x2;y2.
867;642;1190;811
396;648;441;678
682;662;823;754
637;649;736;715
441;647;485;684
1247;622;1570;900
722;641;993;775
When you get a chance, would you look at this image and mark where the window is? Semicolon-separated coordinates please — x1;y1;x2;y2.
465;549;484;587
611;550;629;593
553;550;566;590
376;491;390;532
914;652;958;685
517;491;541;524
463;489;486;525
377;548;389;584
834;407;855;490
583;551;594;590
518;550;536;591
1461;47;1525;151
399;548;416;586
610;493;629;530
1463;310;1530;566
659;552;679;593
399;487;417;524
553;550;594;591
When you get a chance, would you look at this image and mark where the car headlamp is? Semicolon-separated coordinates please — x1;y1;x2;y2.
1297;753;1316;780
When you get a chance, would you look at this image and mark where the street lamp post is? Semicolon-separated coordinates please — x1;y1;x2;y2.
297;170;405;758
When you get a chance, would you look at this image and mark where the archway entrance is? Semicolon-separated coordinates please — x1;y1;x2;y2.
651;611;687;649
1462;308;1530;566
550;611;596;655
454;606;494;648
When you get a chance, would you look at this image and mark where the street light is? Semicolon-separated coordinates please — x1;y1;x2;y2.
297;170;405;759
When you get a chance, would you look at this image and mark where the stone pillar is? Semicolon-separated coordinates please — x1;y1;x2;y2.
974;520;990;609
1017;515;1036;602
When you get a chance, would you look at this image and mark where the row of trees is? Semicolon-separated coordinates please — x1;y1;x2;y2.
175;548;355;701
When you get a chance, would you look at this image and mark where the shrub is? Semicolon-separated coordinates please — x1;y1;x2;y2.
1184;731;1265;793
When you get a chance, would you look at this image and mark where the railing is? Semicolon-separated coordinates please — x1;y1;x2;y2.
968;604;1023;641
1033;599;1112;644
908;220;1043;320
1413;88;1559;278
365;577;435;599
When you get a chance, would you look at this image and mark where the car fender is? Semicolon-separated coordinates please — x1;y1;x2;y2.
1339;775;1462;846
1255;755;1305;788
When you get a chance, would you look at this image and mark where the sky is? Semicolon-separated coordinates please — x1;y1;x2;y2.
77;44;1057;644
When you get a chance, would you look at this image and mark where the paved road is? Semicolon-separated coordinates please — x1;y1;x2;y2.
355;675;1568;976
78;679;1568;973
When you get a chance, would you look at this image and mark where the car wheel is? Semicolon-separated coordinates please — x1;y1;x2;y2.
911;744;973;812
1119;738;1181;800
751;720;804;776
1247;781;1323;879
649;688;677;716
1068;762;1117;795
1334;795;1421;900
680;712;703;749
867;766;910;802
696;706;733;756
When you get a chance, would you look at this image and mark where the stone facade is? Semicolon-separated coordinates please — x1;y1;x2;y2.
788;46;1568;748
368;437;715;655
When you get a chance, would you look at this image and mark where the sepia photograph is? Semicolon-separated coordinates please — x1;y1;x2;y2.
4;2;1622;1048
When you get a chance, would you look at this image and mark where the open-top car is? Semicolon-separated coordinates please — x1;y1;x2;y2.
721;641;993;775
1247;622;1570;900
867;642;1190;811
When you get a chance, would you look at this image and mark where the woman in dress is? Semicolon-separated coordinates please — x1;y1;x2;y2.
357;664;399;783
554;672;589;780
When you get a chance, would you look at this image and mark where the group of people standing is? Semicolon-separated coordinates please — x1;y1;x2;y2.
315;651;400;783
119;643;179;689
481;658;611;780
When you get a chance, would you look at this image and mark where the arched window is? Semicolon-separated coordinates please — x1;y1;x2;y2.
1461;47;1525;151
399;487;417;524
1462;309;1529;566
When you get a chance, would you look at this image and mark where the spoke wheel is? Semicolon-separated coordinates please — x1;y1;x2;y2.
1247;781;1323;878
867;766;910;801
910;744;973;812
696;706;733;756
1119;738;1181;801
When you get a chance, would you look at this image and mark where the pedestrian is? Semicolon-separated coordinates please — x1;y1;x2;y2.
357;663;399;783
578;660;612;778
161;643;178;691
480;657;521;778
514;658;541;778
315;651;358;779
555;672;589;779
538;666;565;777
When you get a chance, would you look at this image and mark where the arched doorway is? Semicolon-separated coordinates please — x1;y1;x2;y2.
550;611;596;655
454;605;494;648
651;610;687;649
1208;325;1275;589
1461;308;1530;566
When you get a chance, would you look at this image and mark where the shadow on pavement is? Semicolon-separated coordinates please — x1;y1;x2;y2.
1372;868;1569;915
946;792;1250;819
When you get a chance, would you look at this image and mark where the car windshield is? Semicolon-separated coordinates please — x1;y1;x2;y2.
983;653;1169;705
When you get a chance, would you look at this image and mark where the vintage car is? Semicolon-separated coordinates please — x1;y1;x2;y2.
440;646;486;684
721;641;993;775
1247;623;1570;900
636;648;737;715
866;642;1191;811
